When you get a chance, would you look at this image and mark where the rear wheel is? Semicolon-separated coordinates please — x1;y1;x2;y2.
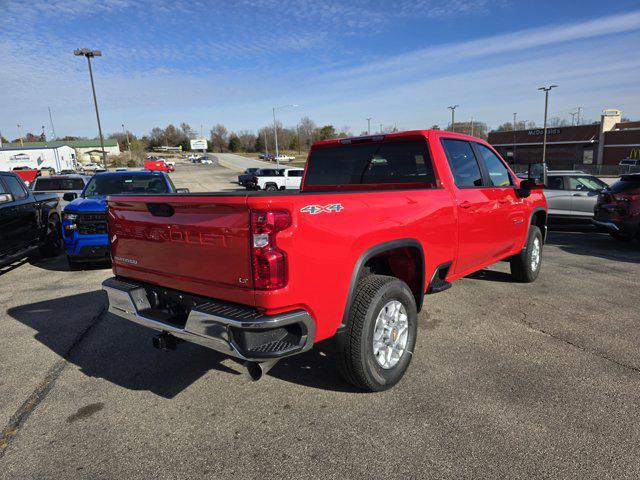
510;225;542;283
337;275;417;391
265;183;278;191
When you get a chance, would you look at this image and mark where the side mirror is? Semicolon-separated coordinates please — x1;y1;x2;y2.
175;188;190;194
63;192;78;201
0;193;14;203
515;179;543;198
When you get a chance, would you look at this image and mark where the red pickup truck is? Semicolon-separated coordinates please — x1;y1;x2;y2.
102;130;547;391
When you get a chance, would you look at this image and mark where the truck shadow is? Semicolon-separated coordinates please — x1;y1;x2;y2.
546;231;640;264
7;291;359;397
29;254;112;272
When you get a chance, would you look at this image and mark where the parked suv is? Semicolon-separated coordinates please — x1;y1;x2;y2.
544;171;608;227
593;174;640;241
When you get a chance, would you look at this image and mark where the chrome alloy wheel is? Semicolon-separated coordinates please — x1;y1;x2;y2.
531;237;541;272
372;300;409;369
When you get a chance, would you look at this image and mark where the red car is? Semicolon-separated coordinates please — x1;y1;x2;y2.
144;159;174;172
593;174;640;241
102;130;547;391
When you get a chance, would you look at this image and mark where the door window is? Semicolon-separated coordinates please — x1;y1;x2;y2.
441;139;483;188
547;176;565;190
3;176;28;199
287;170;303;177
566;176;607;191
474;144;512;187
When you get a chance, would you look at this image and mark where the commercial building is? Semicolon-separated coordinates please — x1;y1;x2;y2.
0;145;77;172
488;109;640;173
2;139;120;164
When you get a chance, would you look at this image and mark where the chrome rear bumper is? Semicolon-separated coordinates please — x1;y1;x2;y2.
102;277;315;361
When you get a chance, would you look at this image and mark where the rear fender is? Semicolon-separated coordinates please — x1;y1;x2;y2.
340;239;425;327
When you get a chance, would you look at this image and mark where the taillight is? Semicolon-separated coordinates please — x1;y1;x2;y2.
250;210;291;290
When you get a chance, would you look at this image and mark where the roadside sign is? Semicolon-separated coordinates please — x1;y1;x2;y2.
190;138;208;150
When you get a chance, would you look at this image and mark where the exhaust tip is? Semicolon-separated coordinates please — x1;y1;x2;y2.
243;359;279;381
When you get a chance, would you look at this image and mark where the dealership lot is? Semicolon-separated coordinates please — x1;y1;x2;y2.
1;163;639;479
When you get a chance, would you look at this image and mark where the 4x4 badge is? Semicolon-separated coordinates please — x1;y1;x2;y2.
300;204;344;215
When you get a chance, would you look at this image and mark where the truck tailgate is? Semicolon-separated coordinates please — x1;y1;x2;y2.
107;195;254;304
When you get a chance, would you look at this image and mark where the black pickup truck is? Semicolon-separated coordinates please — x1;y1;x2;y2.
0;172;62;268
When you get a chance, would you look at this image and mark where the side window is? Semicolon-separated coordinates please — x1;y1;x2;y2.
0;177;7;194
441;139;483;188
288;170;303;177
3;176;28;199
547;176;564;190
474;144;512;187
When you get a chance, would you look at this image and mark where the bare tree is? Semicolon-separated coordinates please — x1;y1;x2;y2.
210;124;228;153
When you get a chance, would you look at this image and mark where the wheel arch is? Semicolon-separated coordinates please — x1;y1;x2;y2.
529;207;547;243
341;239;426;327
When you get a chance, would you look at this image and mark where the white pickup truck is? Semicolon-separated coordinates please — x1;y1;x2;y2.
253;168;304;190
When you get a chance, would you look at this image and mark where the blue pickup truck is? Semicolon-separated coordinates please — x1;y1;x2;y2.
62;170;184;267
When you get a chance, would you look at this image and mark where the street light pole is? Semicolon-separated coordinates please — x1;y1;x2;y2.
17;123;23;146
366;117;372;135
74;48;106;167
538;85;557;166
576;106;582;126
447;105;458;132
272;104;298;168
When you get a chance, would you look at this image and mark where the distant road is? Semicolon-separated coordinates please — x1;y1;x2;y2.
213;153;272;172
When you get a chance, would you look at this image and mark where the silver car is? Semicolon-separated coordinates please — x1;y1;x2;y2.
544;171;608;227
30;174;92;210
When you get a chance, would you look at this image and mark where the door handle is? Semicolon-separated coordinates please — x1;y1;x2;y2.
572;194;583;197
459;201;472;209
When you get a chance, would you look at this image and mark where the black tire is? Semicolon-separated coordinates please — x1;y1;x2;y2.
265;183;278;191
609;231;633;242
510;225;543;283
39;215;62;257
337;274;418;392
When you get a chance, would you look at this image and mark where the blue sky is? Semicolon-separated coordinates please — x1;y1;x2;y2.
1;0;640;139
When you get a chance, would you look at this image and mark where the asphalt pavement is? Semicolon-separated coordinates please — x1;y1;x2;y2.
1;162;639;479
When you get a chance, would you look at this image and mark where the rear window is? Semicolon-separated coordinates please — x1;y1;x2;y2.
608;176;640;193
33;178;86;191
83;174;169;197
288;170;303;177
304;139;435;187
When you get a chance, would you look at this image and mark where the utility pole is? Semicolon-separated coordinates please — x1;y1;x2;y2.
538;85;558;166
366;117;372;135
569;111;577;126
74;48;106;166
42;125;46;142
17;123;23;146
122;123;132;161
48;107;57;140
470;117;475;137
576;106;582;125
447;105;458;132
297;124;301;155
379;123;383;134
